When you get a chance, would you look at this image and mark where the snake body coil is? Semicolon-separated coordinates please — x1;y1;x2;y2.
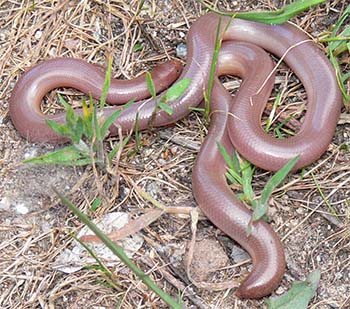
9;13;342;298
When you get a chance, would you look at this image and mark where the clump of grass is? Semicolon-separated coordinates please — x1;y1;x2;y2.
146;71;190;127
218;143;299;227
129;72;191;154
22;56;192;306
22;1;331;306
24;58;191;165
24;56;133;167
22;56;191;306
320;5;350;110
55;189;183;308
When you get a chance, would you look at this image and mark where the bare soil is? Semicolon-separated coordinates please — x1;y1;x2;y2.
0;1;349;308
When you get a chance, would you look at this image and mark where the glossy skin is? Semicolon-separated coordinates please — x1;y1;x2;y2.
193;42;284;298
10;58;183;142
9;13;342;298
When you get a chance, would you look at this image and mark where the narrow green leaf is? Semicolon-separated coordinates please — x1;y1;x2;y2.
328;5;350;51
92;95;102;141
146;71;156;98
100;56;112;109
135;0;146;17
205;16;223;120
266;269;321;309
217;142;235;171
108;135;131;162
310;172;338;218
329;52;349;102
100;109;122;138
57;93;71;110
23;145;91;166
158;101;173;115
71;117;84;144
54;190;182;309
95;279;117;289
331;31;350;55
260;156;299;206
46;119;70;137
90;197;102;212
225;171;240;185
71;233;118;288
188;106;206;112
251;201;269;221
265;91;282;132
100;100;134;138
274;127;284;139
134;112;141;152
57;94;79;130
327;5;350;106
341;71;350;83
201;0;327;24
133;43;144;52
164;78;191;102
65;106;77;129
227;169;242;185
241;161;254;202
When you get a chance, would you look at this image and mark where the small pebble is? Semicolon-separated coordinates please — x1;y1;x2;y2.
176;43;187;59
16;203;29;215
49;47;57;57
23;147;38;160
35;30;42;40
178;31;185;38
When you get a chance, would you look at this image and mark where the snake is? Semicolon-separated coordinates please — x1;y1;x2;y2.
9;13;342;298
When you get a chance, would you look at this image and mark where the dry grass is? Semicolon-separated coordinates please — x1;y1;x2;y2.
0;0;349;308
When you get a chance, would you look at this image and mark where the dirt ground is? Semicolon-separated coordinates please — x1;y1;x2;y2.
0;0;349;308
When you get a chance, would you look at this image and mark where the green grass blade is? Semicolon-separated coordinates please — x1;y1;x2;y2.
158;101;173;115
205;16;223;120
23;145;91;166
260;156;299;206
231;151;241;173
188;106;206;112
146;71;156;98
265;91;282;132
329;5;350;49
227;169;243;185
200;0;326;24
54;190;182;309
241;161;254;202
217;142;235;171
329;52;350;102
341;71;350;83
92;97;102;142
251;201;268;222
100;100;134;138
326;5;350;105
225;171;240;185
134;112;141;153
310;172;339;219
57;93;71;110
164;78;191;102
90;197;102;212
70;232;120;290
46;119;70;137
100;56;112;109
108;135;131;162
